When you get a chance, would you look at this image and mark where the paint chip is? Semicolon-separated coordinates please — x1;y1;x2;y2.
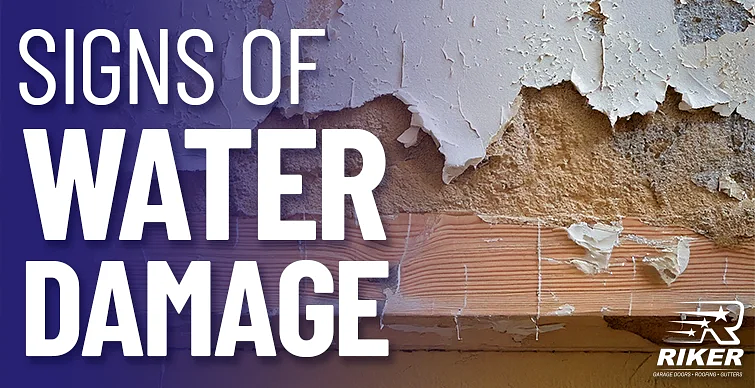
565;222;623;274
549;303;576;316
640;237;692;285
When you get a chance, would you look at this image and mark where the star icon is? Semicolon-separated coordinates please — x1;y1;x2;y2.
671;317;710;327
714;306;728;322
677;305;730;322
669;329;697;337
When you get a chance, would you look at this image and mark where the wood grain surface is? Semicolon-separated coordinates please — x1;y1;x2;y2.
128;214;754;318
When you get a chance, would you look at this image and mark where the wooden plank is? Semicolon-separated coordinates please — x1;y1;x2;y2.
133;214;754;318
157;314;754;352
113;214;755;351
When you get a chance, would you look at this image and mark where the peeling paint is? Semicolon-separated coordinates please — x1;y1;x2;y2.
288;0;755;181
565;222;623;274
125;0;755;181
549;304;576;316
625;235;692;285
397;126;421;148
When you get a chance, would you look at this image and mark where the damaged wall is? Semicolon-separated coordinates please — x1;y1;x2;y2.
130;0;755;187
280;0;755;183
114;0;755;331
139;0;755;245
180;83;754;245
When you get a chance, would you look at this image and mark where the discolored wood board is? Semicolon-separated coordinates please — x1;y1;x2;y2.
132;214;754;317
115;213;755;351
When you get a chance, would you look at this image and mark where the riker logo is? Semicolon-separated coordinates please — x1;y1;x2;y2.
657;301;745;368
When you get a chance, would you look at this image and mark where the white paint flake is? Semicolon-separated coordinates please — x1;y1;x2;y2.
625;234;692;285
549;303;576;316
565;222;623;274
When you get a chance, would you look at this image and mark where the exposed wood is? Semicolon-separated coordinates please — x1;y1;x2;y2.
112;213;755;351
133;214;754;318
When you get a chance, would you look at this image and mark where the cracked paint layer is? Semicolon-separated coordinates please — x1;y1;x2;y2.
118;0;755;183
564;223;696;284
282;0;755;182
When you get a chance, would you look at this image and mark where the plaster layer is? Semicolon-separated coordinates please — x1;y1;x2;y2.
180;83;755;245
674;0;752;45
